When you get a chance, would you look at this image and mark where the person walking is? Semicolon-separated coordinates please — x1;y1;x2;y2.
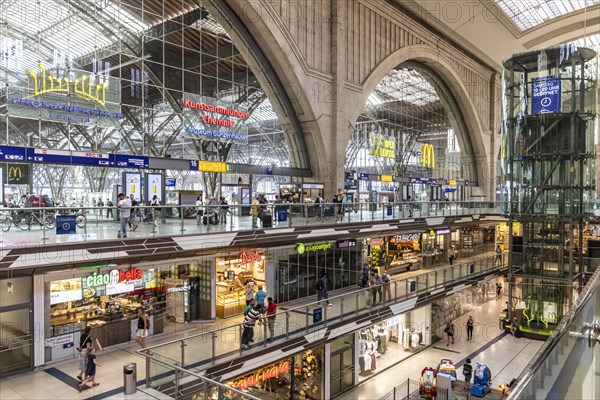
448;246;456;265
511;317;520;337
265;297;277;343
245;282;255;306
116;193;131;238
79;347;102;391
463;358;473;390
241;302;262;350
407;195;413;217
250;195;260;228
466;315;474;341
381;268;392;301
496;282;503;299
444;321;455;346
314;193;322;221
136;309;149;349
316;274;332;307
495;245;503;266
150;195;161;227
219;196;229;224
255;285;268;311
76;326;93;381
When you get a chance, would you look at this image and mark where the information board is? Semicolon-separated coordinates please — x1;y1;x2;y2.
532;76;561;114
56;215;77;235
72;151;114;167
115;155;149;168
0;146;26;161
26;148;71;164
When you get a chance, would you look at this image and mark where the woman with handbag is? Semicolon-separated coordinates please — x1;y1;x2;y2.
76;326;93;381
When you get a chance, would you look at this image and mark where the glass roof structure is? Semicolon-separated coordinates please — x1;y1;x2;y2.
495;0;599;31
369;68;438;106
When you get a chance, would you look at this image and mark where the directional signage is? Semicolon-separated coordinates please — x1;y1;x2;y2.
56;215;77;234
358;173;369;181
115;155;149;168
189;160;198;171
0;146;26;161
198;160;227;173
72;151;114;167
27;148;71;164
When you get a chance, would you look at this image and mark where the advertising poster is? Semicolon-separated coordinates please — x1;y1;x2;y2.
123;172;141;201
50;279;82;305
532;76;561;114
145;173;164;202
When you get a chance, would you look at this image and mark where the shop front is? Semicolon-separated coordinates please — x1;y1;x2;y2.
220;348;324;399
387;233;422;273
277;241;361;303
44;260;214;362
216;249;266;318
355;307;431;384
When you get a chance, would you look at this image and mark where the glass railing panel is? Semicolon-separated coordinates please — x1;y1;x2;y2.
146;353;181;389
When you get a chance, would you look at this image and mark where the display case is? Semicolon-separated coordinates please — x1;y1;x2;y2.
216;283;245;318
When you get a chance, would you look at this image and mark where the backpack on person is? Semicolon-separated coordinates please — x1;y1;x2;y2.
316;280;324;291
463;363;473;376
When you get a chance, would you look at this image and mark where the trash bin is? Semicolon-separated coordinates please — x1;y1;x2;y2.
123;362;137;395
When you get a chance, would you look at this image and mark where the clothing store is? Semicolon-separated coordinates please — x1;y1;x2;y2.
355;306;431;383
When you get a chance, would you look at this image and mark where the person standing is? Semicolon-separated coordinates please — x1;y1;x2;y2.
369;272;383;304
79;347;102;391
116;193;131;238
495;245;503;266
463;358;473;390
250;195;260;228
511;317;520;337
265;297;277;343
245;282;255;306
241;303;262;350
381;268;392;302
407;195;413;217
219;196;229;224
444;321;455;346
151;195;161;227
76;326;93;381
466;315;474;341
316;274;332;307
448;246;456;265
255;285;268;311
106;199;113;218
136;309;149;349
496;282;503;299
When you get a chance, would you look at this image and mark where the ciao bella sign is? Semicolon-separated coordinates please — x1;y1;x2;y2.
228;361;290;391
85;267;143;287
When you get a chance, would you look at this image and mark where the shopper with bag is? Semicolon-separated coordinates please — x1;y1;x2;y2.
76;326;93;381
444;321;455;346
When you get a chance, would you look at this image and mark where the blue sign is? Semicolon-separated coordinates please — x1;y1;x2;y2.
62;342;74;349
410;280;416;292
189;160;198;170
345;172;357;180
72;153;114;167
410;177;422;183
532;76;561;114
165;178;176;187
266;166;273;175
115;155;149;168
277;209;287;222
0;146;26;161
27;148;71;164
56;215;77;235
313;307;323;324
359;173;369;181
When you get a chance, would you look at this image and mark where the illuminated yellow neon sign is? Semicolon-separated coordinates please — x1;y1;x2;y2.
420;144;435;168
26;63;108;107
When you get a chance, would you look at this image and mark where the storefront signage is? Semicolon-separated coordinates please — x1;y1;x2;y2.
420;144;435;168
532;76;561;114
296;242;331;254
183;94;249;143
228;361;290;391
371;238;384;246
335;239;357;248
7;63;122;127
198;160;228;173
50;278;82;305
6;163;29;184
240;251;262;265
371;135;395;158
167;284;189;293
82;267;153;297
386;315;403;327
380;174;393;182
436;228;450;235
84;268;142;287
44;333;74;347
396;233;420;242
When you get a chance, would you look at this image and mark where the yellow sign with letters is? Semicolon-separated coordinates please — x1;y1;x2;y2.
198;160;227;173
420;144;435;168
371;135;395;159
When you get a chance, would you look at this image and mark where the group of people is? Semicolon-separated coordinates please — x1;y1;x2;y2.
116;193;161;238
195;195;230;225
443;314;475;346
250;194;270;228
360;266;392;304
241;282;278;349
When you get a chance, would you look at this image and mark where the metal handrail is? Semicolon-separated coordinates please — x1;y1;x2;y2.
508;266;600;398
0;334;33;352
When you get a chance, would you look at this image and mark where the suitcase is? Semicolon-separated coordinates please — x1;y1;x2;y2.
210;215;218;225
202;215;208;225
261;214;272;228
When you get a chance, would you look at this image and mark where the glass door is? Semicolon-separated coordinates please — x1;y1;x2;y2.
330;347;355;397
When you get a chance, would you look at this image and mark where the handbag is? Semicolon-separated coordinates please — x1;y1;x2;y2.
93;338;103;352
77;335;90;352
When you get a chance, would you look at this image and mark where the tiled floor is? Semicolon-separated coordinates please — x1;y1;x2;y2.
338;297;545;400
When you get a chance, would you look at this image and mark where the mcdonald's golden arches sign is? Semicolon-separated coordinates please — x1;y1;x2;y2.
6;163;29;184
420;144;435;168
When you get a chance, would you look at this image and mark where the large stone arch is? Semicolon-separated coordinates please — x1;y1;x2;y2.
351;45;493;197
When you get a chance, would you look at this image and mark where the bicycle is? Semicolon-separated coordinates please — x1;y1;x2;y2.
12;209;56;231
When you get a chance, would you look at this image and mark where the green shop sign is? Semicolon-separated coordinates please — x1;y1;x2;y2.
296;242;332;254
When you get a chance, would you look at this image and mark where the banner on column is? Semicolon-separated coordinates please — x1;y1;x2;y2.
123;172;141;201
532;76;561;114
145;173;164;202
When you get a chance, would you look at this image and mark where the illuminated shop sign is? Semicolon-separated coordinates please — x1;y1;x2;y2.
84;267;143;287
183;93;249;143
420;144;435;168
296;242;331;254
50;278;82;305
371;134;395;159
396;233;420;242
82;267;154;297
335;239;357;248
228;361;290;391
435;228;450;235
7;63;122;127
371;238;384;246
240;251;263;265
